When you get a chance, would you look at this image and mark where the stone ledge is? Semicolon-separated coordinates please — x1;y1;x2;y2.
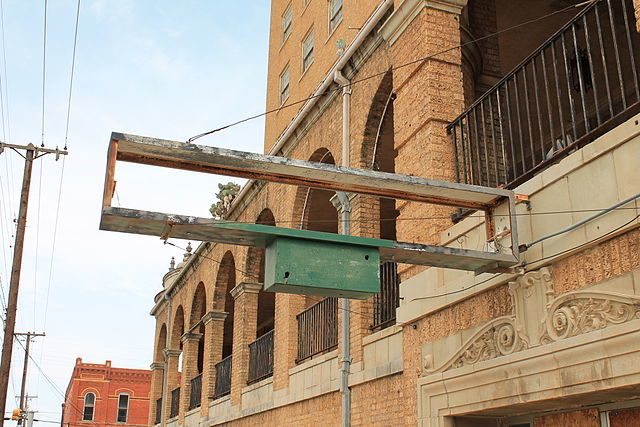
289;349;338;375
362;324;402;346
418;319;640;424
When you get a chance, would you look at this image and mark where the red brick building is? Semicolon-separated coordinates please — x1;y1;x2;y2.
62;358;151;427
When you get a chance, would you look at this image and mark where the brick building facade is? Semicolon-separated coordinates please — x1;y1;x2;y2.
148;0;640;425
62;358;151;427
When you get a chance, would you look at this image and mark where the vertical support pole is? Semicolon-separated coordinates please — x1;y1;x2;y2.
0;145;35;425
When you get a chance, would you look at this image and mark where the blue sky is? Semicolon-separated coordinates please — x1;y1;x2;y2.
0;0;270;422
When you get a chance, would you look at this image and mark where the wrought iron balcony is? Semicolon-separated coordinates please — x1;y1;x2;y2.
449;0;639;190
169;387;180;419
188;373;202;410
248;329;275;384
155;398;162;425
214;355;232;398
371;262;400;330
296;297;338;363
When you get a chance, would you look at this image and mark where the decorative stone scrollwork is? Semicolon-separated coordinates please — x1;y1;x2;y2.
543;291;640;342
425;316;524;374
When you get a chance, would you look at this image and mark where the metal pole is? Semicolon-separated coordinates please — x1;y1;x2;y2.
0;145;35;426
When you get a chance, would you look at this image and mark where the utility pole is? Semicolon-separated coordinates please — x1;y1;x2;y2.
0;143;67;426
15;332;45;425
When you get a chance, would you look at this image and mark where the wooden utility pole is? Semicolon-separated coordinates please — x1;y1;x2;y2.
0;143;67;426
15;332;45;425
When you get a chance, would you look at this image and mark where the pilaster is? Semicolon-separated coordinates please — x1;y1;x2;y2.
229;282;262;405
149;362;164;426
163;348;181;422
273;293;307;390
383;0;466;278
178;333;202;424
201;311;227;415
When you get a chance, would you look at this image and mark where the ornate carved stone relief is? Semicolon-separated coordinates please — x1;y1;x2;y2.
423;267;640;375
542;291;640;343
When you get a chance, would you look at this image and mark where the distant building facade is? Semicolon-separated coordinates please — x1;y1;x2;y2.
62;358;151;427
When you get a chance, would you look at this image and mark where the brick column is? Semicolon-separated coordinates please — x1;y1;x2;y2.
635;0;640;32
273;293;306;390
382;0;466;278
148;362;164;426
178;333;201;423
229;282;262;406
200;311;227;415
163;349;181;422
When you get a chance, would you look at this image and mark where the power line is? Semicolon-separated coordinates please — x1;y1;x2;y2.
40;0;48;147
63;0;81;150
408;213;640;303
197;205;639;227
186;0;595;143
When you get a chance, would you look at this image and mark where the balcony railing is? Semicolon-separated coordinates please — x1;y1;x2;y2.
214;355;232;398
449;0;640;190
371;262;400;330
188;373;202;410
155;398;162;425
296;297;338;363
169;387;180;419
248;329;274;384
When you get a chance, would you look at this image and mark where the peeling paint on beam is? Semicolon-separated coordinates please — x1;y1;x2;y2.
107;132;512;210
99;207;517;272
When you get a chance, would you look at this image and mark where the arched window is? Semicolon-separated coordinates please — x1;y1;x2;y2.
83;392;96;421
116;393;129;423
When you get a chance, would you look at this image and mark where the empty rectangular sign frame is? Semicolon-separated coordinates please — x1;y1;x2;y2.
100;132;520;297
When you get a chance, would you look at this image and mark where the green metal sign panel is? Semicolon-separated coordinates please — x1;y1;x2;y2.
264;237;380;299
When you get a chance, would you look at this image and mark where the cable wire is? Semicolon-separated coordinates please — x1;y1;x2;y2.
408;213;640;302
187;0;596;143
40;0;48;147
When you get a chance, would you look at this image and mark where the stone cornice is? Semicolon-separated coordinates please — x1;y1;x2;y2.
149;362;164;370
181;332;203;343
163;348;181;358
202;311;228;325
230;282;263;300
380;0;467;47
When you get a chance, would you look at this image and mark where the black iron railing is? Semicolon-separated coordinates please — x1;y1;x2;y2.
214;355;232;398
248;329;274;384
189;373;202;410
296;297;338;363
449;0;640;190
155;398;162;425
169;387;180;419
371;262;400;330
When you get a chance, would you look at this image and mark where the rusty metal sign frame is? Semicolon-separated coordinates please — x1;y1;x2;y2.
100;132;520;273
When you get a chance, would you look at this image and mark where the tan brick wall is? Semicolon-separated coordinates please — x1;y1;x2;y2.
222;392;340;426
264;0;381;153
552;228;640;295
634;0;640;32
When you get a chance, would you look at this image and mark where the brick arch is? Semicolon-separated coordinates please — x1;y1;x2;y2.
360;69;394;170
244;208;277;282
170;305;185;350
189;282;207;328
154;323;167;363
213;251;236;358
290;148;337;231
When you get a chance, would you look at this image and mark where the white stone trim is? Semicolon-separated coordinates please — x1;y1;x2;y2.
380;0;467;47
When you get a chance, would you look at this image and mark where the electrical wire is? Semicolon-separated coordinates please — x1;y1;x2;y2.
408;213;640;303
165;208;639;315
196;205;639;228
187;0;596;143
40;0;48;147
13;336;85;419
37;0;81;400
